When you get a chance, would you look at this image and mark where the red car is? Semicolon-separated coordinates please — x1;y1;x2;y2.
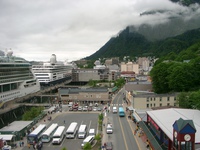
105;142;113;150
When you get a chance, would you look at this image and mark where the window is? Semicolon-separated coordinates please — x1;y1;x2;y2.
146;97;149;102
174;97;176;101
160;97;162;101
167;97;170;101
160;103;162;107
167;103;170;106
146;104;149;108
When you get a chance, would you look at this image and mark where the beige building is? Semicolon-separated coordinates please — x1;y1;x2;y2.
120;62;139;74
126;92;178;109
58;88;111;104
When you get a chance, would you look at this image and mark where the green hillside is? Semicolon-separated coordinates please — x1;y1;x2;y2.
86;27;200;60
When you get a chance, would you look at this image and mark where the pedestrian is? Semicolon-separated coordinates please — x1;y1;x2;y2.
64;120;65;124
22;141;24;147
19;141;22;147
27;143;30;149
134;129;137;135
104;142;106;148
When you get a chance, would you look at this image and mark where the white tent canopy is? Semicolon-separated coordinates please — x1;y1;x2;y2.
0;135;14;141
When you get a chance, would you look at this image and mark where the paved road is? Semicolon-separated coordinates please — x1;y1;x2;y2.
101;88;147;150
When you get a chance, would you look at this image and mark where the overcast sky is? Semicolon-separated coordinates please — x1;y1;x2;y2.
0;0;199;62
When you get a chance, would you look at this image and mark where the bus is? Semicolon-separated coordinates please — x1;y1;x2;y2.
77;124;87;139
118;107;125;117
41;123;58;143
66;122;78;139
52;126;65;145
27;124;46;144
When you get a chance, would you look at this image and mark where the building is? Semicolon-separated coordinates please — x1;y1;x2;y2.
128;93;178;109
58;87;111;104
138;108;200;149
0;121;33;141
104;57;119;66
124;81;177;109
120;62;139;74
72;68;118;82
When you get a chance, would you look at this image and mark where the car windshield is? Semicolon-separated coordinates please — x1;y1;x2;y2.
106;142;112;147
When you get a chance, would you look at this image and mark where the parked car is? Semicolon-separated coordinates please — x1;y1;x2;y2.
105;142;113;150
97;107;102;111
93;107;97;111
83;106;88;111
68;102;73;107
78;106;83;111
88;106;92;111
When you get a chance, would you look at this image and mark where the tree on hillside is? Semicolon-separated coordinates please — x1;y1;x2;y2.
167;62;194;92
178;91;200;109
177;92;190;108
150;62;172;93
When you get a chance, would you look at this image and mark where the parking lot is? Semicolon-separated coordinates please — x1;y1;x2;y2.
30;112;99;150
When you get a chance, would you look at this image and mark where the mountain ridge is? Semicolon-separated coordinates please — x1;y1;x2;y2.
86;0;200;60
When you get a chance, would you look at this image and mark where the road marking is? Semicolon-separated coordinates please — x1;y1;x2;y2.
88;120;92;131
127;117;142;150
118;117;129;150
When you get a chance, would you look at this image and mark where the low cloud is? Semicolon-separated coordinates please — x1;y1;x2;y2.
0;0;199;62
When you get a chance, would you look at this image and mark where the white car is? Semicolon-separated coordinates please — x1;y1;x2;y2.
2;145;11;150
83;106;88;111
78;106;83;111
93;107;97;111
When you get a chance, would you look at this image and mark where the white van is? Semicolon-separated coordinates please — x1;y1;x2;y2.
78;125;87;138
112;106;117;113
106;124;113;134
81;135;94;148
88;129;95;137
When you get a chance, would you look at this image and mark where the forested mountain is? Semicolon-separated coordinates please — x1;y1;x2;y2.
86;0;200;60
86;28;200;60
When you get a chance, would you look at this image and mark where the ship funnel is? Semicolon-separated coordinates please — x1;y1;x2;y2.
50;54;57;65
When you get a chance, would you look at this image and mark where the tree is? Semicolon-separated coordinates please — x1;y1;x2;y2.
61;147;67;150
167;62;194;92
22;107;44;120
95;133;101;144
114;78;125;88
178;91;200;109
177;92;190;108
150;62;172;93
83;142;92;150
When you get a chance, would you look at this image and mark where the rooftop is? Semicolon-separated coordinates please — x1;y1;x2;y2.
147;108;200;143
0;121;33;132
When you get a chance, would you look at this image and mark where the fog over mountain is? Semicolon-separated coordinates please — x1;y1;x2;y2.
86;2;200;60
128;3;200;41
0;0;200;61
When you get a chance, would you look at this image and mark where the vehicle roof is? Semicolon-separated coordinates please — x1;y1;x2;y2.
83;135;94;142
89;129;95;132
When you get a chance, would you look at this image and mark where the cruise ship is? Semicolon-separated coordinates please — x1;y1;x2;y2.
0;50;40;106
32;54;73;85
